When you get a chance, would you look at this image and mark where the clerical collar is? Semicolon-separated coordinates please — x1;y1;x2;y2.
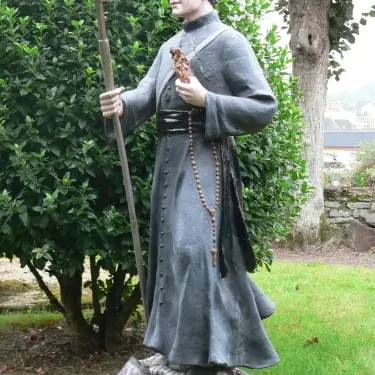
182;10;220;32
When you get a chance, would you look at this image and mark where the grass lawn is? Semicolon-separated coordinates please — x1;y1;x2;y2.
251;261;375;375
0;261;374;375
0;310;64;331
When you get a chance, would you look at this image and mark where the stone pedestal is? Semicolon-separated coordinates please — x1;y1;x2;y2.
118;357;150;375
118;355;249;375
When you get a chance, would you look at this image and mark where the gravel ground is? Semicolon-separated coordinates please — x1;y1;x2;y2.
273;245;375;268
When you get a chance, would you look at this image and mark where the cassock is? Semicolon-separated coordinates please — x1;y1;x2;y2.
114;10;280;370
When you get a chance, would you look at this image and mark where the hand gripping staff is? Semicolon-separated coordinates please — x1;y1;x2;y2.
94;0;148;327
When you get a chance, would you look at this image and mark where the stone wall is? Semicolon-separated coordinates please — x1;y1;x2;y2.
324;187;375;226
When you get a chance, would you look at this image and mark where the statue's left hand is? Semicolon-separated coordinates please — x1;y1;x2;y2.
175;77;207;108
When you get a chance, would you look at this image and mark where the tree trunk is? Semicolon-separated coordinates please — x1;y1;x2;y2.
99;268;141;352
57;267;141;354
104;282;141;352
289;0;330;247
58;272;99;355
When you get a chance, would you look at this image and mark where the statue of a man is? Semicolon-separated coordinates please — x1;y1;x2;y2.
100;0;279;373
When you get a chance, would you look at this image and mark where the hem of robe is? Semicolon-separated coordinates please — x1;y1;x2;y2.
142;345;280;370
143;276;278;369
143;297;279;370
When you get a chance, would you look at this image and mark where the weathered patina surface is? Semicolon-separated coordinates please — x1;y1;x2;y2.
114;10;279;370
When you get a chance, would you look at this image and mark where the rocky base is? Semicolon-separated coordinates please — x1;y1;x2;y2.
118;357;151;375
118;355;249;375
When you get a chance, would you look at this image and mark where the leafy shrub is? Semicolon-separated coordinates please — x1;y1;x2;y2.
0;0;179;352
347;140;375;187
356;140;375;168
324;170;354;188
351;167;375;187
0;0;306;351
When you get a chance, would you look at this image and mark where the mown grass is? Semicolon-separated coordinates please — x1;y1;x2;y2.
251;261;375;375
0;309;96;332
0;261;374;375
0;310;64;331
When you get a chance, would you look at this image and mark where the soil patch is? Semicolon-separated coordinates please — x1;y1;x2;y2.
0;323;151;375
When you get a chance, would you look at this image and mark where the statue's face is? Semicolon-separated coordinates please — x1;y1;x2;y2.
170;0;209;19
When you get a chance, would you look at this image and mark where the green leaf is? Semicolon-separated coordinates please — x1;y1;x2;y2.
39;216;49;228
84;280;92;288
155;20;164;32
2;223;12;235
49;146;60;156
78;119;86;129
50;87;57;98
301;182;308;194
35;23;48;32
19;212;29;227
44;253;53;261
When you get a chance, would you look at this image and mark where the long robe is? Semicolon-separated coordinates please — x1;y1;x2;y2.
116;10;280;369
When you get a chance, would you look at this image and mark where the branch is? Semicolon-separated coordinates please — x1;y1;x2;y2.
117;283;141;328
98;266;127;348
89;256;102;321
105;266;126;313
27;260;66;316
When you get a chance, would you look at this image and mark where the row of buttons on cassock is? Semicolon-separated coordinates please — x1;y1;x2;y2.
159;134;171;306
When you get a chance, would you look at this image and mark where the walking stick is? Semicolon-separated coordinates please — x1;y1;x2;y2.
94;0;148;326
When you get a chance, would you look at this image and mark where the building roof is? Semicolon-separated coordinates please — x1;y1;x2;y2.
324;117;359;131
361;100;375;108
324;117;341;131
335;119;359;131
324;131;375;148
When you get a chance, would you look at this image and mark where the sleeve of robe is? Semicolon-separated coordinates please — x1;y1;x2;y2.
104;48;162;139
204;31;278;139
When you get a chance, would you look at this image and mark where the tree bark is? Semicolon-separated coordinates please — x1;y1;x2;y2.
101;269;141;353
58;271;99;355
104;284;141;353
289;0;330;247
27;260;66;316
100;267;127;352
89;256;102;323
106;282;141;341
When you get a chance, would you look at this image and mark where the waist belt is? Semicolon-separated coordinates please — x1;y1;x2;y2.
156;109;206;135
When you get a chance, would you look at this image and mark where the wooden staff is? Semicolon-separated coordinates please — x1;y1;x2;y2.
94;0;148;326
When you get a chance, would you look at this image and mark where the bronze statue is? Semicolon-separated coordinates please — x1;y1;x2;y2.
100;1;279;374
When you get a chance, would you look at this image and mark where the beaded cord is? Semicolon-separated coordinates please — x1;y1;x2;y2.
188;110;220;267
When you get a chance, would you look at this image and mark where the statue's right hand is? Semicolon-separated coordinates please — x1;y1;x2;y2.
100;87;125;118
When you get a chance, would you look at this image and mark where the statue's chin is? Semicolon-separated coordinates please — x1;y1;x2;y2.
171;10;183;17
